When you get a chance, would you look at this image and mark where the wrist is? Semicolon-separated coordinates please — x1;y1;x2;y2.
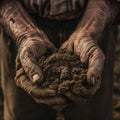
0;0;46;46
70;29;102;44
72;0;119;43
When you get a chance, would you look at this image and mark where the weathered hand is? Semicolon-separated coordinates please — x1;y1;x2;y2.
17;34;56;84
60;31;105;96
0;0;56;84
15;57;67;106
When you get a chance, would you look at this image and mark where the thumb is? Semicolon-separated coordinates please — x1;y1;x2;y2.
87;48;105;86
19;50;44;84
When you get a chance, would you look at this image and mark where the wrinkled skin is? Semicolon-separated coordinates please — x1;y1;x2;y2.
60;31;105;95
16;30;105;105
15;34;69;106
59;32;105;102
15;58;67;106
18;34;56;84
0;0;69;106
0;0;120;106
15;32;87;105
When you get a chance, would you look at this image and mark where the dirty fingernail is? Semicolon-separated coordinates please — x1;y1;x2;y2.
33;74;40;83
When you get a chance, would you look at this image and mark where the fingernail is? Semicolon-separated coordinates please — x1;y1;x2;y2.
33;74;40;83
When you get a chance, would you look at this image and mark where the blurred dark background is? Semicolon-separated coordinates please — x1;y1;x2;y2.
113;26;120;120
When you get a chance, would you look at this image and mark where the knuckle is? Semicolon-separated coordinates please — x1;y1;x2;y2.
14;73;25;87
34;98;42;104
15;78;20;87
34;99;40;104
26;87;34;96
20;48;28;57
29;90;34;96
29;88;37;97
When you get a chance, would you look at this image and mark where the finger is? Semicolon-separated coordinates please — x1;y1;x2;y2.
15;56;24;85
34;96;67;106
90;77;101;95
38;35;57;52
72;85;93;97
74;39;96;63
15;67;25;85
46;41;57;53
15;69;56;97
64;92;87;104
87;48;105;85
60;41;74;53
16;54;42;84
82;77;101;96
20;49;44;84
15;55;21;70
80;41;97;63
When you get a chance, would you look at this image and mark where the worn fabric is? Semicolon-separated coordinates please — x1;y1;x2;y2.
19;0;86;20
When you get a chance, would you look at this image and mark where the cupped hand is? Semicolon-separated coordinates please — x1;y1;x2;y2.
15;56;67;106
17;33;56;84
60;31;105;98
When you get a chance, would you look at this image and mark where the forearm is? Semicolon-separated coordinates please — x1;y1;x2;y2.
74;0;120;42
0;0;46;46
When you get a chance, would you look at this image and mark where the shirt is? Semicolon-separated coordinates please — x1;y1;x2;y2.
19;0;86;20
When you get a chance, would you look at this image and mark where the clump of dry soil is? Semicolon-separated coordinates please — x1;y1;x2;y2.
38;50;93;97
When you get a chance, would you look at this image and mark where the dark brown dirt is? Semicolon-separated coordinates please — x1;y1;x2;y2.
38;50;94;98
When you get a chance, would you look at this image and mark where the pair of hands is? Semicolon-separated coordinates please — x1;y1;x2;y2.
15;30;105;106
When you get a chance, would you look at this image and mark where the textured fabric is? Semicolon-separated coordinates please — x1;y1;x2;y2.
19;0;84;20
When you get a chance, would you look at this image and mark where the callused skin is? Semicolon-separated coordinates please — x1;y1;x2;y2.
0;0;120;105
0;0;67;106
60;0;120;101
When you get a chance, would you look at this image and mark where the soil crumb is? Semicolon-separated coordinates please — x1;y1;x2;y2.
39;50;93;97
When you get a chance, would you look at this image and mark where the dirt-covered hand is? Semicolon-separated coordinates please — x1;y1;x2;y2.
15;56;67;106
60;31;105;92
0;0;56;85
17;34;56;85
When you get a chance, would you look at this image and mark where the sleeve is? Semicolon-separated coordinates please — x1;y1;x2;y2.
17;0;39;14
